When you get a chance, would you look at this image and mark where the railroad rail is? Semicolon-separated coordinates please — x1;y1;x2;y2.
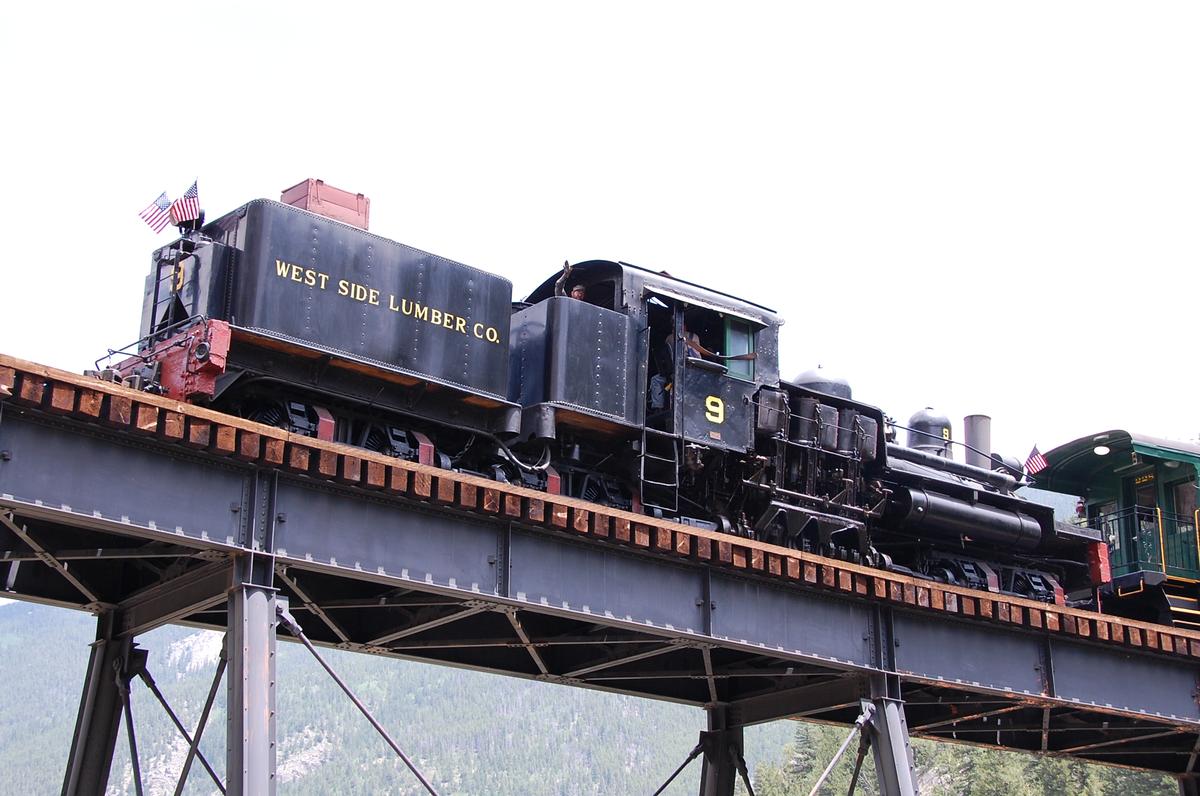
1;353;1199;795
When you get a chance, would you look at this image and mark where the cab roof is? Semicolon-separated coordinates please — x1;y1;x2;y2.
526;260;783;328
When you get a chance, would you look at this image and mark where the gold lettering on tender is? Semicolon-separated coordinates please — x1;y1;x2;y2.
486;327;501;344
275;260;290;277
415;303;429;321
318;273;330;290
368;288;380;306
429;309;443;326
304;269;316;287
337;280;350;296
389;294;401;312
455;317;467;334
290;264;304;282
473;322;485;339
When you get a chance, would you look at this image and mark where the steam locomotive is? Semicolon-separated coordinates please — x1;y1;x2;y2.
107;192;1138;619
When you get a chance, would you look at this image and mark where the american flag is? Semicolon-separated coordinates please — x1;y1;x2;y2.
1025;445;1049;476
169;180;200;225
138;191;172;233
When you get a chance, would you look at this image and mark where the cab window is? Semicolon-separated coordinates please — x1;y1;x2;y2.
724;318;756;380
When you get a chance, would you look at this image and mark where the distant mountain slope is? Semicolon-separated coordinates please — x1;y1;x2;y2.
0;601;1175;795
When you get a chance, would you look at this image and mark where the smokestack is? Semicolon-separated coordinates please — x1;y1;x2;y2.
964;414;992;469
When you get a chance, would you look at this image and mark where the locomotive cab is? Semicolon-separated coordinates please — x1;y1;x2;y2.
513;261;783;445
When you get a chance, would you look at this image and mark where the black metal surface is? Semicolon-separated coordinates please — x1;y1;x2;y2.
2;408;1200;777
156;200;513;400
678;359;754;453
508;296;641;429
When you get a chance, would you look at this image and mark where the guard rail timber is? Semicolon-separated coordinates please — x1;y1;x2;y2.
1;352;1197;662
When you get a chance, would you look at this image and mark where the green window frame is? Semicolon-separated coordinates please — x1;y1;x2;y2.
724;318;756;381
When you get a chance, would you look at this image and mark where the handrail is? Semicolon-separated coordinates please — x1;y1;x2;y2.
1158;507;1168;575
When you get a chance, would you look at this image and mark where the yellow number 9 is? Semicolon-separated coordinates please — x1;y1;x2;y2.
174;263;185;291
705;395;724;424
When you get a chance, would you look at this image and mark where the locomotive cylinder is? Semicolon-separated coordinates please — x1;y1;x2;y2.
892;487;1043;551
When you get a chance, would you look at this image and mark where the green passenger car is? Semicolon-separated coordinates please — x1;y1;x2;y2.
1036;431;1200;628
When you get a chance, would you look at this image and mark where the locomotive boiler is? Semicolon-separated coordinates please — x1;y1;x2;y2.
105;187;1121;620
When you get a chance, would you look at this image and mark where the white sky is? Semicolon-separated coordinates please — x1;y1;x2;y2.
2;2;1197;462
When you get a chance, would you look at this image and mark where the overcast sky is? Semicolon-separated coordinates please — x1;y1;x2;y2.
2;2;1197;462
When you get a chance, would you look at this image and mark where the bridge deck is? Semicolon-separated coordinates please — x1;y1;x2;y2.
1;354;1199;783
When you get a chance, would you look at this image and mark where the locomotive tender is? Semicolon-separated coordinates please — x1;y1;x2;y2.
110;190;1149;620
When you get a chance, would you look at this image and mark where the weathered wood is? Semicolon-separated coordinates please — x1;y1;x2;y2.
238;432;263;462
655;527;672;551
412;472;433;499
77;389;104;418
106;395;133;427
340;455;364;485
162;410;186;440
0;365;15;397
48;383;76;414
389;467;410;495
287;445;311;472
186;419;211;449
436;476;456;504
16;376;45;405
214;426;238;455
316;449;338;477
364;460;387;489
503;494;521;517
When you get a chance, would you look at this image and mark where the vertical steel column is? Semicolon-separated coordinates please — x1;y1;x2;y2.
868;675;917;796
226;579;277;796
697;705;744;796
225;468;280;794
62;612;132;796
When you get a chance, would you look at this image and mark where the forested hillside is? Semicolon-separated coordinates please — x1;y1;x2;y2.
0;600;1176;795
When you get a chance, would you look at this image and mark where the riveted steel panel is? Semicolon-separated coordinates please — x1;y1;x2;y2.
181;200;513;400
0;416;245;541
271;479;499;593
710;575;875;665
507;530;705;632
1051;641;1200;720
894;614;1044;695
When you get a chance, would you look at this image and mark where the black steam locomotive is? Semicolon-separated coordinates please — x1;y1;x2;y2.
109;197;1112;613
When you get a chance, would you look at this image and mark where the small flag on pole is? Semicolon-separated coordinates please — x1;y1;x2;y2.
169;181;200;225
139;191;172;233
1025;445;1048;475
